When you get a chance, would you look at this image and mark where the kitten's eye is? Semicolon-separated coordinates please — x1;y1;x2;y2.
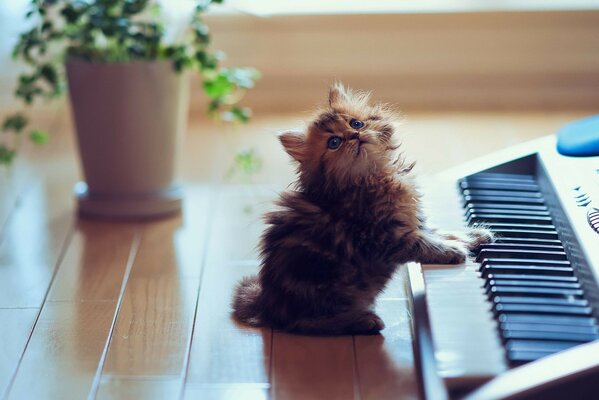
350;119;364;129
327;136;343;150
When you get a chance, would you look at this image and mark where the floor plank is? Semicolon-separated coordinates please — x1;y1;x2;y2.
271;333;356;400
47;220;140;302
183;186;274;396
98;187;213;397
6;302;115;400
0;309;38;398
354;300;418;400
96;377;181;400
0;180;75;308
183;383;270;400
100;221;199;375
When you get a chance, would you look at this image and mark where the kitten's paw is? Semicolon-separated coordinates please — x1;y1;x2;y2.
466;227;495;249
351;312;385;335
440;242;469;264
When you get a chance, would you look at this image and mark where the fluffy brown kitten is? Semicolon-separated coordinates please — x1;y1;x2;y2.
232;83;492;335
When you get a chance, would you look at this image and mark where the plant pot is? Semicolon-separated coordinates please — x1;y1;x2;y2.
66;59;189;219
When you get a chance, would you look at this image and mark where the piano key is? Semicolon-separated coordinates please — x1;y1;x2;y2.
506;339;583;353
419;264;508;383
490;229;559;239
462;189;543;199
486;274;577;283
475;249;568;262
481;223;556;231
466;172;536;181
488;286;584;297
465;203;548;212
463;195;546;205
501;330;598;342
479;243;564;253
500;322;599;335
492;237;563;246
493;296;588;307
480;265;574;278
498;314;597;327
494;303;591;315
486;279;581;290
507;350;558;363
481;258;571;267
459;181;540;192
465;208;551;219
467;214;553;225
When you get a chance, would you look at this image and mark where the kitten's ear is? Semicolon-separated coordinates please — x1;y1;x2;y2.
279;130;307;162
328;82;349;108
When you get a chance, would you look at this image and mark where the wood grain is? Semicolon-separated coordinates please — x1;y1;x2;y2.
98;186;213;397
6;302;115;400
354;300;418;400
183;186;273;395
0;309;37;398
272;333;356;400
47;220;140;302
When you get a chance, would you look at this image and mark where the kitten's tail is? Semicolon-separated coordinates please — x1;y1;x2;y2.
232;275;263;326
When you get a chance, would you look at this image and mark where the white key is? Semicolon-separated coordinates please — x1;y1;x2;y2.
422;263;508;389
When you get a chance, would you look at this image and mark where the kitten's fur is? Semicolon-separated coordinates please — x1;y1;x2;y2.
232;84;492;335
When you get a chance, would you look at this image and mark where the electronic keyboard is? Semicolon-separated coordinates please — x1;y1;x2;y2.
408;135;599;400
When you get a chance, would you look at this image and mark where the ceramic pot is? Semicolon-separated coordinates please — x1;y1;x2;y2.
66;59;189;218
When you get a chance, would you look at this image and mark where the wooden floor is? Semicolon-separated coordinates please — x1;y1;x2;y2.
0;104;592;400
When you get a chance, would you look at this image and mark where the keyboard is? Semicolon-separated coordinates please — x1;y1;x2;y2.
408;136;599;399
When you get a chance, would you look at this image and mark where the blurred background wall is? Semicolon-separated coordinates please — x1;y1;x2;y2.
1;1;599;115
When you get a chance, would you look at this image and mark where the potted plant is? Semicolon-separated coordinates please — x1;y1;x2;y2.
1;0;259;218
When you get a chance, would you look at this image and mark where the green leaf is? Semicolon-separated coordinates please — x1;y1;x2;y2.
2;113;28;133
222;106;251;123
0;145;16;166
203;71;235;98
29;129;49;144
234;148;262;175
39;64;58;86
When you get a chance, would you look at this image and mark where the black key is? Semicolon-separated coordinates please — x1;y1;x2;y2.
481;258;571;268
465;203;548;212
506;339;583;353
486;274;577;283
462;189;543;199
479;243;564;253
500;322;599;335
487;279;581;290
481;265;574;278
493;237;563;246
467;172;536;181
502;330;598;342
491;229;559;239
459;181;540;192
464;195;545;205
467;214;553;225
494;303;591;315
476;249;567;263
465;208;551;219
508;349;555;363
498;314;597;326
482;223;556;231
493;296;588;307
489;286;584;297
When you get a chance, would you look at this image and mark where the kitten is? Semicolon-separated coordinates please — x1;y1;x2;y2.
232;83;492;335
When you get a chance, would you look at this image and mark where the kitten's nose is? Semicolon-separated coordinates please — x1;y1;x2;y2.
349;132;360;140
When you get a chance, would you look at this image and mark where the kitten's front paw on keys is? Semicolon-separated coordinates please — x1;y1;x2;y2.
442;242;469;264
466;227;494;250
